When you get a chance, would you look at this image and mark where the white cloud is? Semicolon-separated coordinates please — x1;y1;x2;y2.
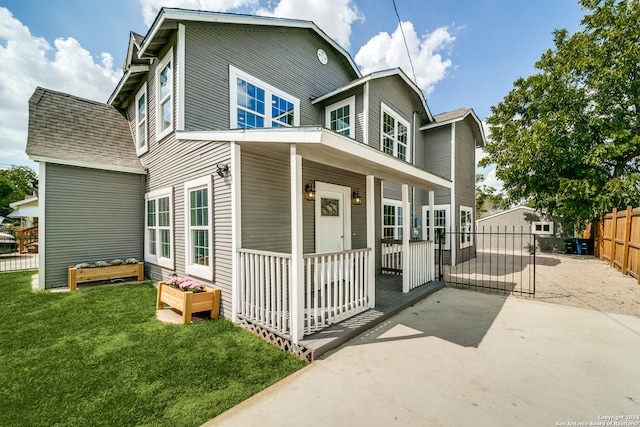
140;0;260;27
0;7;121;168
354;21;454;96
257;0;363;50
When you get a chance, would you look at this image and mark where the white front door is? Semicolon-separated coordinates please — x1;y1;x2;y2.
315;182;351;253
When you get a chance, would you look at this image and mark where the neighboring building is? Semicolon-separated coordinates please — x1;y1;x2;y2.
476;206;569;252
25;9;482;346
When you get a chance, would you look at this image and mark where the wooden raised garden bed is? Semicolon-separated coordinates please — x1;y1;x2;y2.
156;281;221;324
68;262;144;291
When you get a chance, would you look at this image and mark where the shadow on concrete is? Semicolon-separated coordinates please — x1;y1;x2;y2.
339;288;508;349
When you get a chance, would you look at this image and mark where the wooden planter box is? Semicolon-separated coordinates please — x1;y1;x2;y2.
68;262;144;291
156;282;221;324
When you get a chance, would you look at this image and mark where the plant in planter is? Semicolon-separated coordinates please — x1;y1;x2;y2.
157;278;221;324
68;258;144;290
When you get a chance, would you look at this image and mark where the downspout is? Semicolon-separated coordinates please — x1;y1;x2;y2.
450;122;456;267
412;112;417;238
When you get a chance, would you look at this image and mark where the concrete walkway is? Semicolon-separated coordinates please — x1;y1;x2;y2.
204;288;640;426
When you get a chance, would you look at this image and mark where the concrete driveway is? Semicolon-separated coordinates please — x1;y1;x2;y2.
205;288;640;427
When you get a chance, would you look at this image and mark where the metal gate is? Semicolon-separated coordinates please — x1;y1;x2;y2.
438;227;536;296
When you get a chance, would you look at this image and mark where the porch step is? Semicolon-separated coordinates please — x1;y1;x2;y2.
300;280;445;359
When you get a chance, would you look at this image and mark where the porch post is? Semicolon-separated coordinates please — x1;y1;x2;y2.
366;175;375;308
290;145;304;343
402;183;410;293
231;142;241;322
429;190;435;282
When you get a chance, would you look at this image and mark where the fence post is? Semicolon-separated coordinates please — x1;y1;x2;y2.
610;208;617;267
622;206;632;275
598;212;604;261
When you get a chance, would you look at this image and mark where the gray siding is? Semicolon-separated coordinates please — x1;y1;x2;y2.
454;119;476;215
184;24;354;130
43;164;144;288
423;124;452;207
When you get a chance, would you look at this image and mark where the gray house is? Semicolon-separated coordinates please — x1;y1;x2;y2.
26;8;482;347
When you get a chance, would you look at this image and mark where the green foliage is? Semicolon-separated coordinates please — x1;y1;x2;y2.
0;166;37;218
0;272;306;427
475;174;508;218
480;0;640;226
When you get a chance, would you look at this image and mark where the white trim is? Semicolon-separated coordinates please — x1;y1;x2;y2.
156;47;174;142
382;198;404;240
363;81;369;145
325;95;355;137
107;65;149;106
134;83;149;156
290;145;304;342
450;122;456;265
422;204;451;250
402;184;410;293
229;65;300;129
366;175;375;308
477;206;537;223
184;175;214;280
27;155;146;175
177;24;186;131
144;187;174;269
460;205;473;249
37;162;45;290
380;102;411;162
231;142;241;322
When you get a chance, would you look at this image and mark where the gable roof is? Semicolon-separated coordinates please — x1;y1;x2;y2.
109;8;361;107
26;87;145;174
476;206;539;222
311;68;434;122
420;107;486;148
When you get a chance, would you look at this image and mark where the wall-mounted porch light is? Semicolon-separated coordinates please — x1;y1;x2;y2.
352;188;362;205
305;180;316;201
216;163;229;178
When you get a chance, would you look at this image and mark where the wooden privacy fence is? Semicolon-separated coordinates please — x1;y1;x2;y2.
598;206;640;284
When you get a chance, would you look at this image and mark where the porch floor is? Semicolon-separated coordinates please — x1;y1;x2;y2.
299;276;445;359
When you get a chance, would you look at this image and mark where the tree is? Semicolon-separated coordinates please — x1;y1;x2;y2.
475;174;507;218
480;0;640;228
0;166;37;218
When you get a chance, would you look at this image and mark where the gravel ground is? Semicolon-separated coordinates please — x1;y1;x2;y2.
532;253;640;317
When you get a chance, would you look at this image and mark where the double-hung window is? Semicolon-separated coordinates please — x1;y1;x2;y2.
185;176;213;280
145;188;173;269
381;103;410;161
230;66;299;129
460;206;473;249
156;47;173;141
383;200;403;240
423;205;450;250
325;96;355;137
135;83;148;155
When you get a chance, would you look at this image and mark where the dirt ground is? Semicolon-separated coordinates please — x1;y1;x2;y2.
524;253;640;317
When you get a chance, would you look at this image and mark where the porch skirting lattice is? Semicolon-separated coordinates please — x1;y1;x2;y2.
237;316;314;362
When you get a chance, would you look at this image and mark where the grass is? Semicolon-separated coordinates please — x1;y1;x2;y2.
0;271;306;427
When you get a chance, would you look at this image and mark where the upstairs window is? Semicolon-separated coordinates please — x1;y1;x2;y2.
325;96;355;137
156;48;173;141
381;103;410;161
135;83;148;155
230;66;299;129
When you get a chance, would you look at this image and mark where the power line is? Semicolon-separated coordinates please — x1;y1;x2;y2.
392;0;418;87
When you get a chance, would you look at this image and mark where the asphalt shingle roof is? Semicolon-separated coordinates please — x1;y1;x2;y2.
26;87;144;172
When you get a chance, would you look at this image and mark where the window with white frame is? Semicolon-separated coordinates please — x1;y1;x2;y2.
156;47;173;141
145;188;173;269
185;176;213;280
135;83;148;155
325;96;355;137
460;206;473;248
532;221;554;235
383;200;403;239
423;205;450;250
381;103;410;161
230;66;299;129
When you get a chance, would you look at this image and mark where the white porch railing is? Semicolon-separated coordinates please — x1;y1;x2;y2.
381;240;434;290
237;249;291;336
303;248;371;334
237;247;371;338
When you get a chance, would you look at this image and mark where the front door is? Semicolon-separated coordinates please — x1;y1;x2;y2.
315;182;351;253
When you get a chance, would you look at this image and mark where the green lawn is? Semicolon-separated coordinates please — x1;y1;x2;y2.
0;271;306;427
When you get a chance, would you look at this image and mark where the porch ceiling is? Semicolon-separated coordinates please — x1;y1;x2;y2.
176;127;451;191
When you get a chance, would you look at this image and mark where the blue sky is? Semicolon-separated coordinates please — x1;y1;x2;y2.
0;0;586;187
